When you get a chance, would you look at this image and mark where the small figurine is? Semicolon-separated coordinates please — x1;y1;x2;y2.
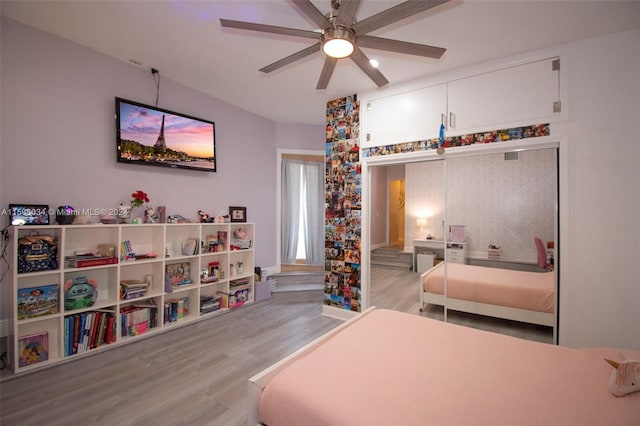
605;358;640;396
198;210;211;223
117;203;132;224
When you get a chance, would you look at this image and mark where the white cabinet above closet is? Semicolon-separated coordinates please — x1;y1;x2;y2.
446;57;561;135
360;54;564;148
363;83;447;148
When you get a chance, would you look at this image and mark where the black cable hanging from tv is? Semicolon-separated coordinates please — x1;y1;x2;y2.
151;68;160;107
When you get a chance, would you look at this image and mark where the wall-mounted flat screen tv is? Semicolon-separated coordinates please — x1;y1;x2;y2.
116;97;216;172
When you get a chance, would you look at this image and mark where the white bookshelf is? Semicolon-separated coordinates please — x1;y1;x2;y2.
7;222;255;375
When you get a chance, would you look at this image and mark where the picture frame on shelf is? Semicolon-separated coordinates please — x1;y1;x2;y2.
229;206;247;223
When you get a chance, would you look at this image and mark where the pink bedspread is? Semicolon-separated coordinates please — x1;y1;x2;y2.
259;309;640;426
422;262;555;313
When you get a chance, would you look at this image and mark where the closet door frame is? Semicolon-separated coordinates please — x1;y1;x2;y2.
360;137;564;344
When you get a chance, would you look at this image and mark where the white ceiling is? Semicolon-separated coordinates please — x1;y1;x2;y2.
2;1;639;125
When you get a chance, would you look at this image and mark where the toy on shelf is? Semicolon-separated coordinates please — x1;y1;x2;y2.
198;210;215;223
64;276;98;310
167;214;191;223
231;227;252;250
117;203;132;224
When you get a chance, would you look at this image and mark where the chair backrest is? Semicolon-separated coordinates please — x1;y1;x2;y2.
534;237;548;269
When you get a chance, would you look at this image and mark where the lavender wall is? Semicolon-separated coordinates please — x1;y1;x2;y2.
275;122;325;150
0;18;323;320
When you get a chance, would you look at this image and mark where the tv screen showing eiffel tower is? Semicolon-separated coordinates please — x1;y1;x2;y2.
116;97;216;172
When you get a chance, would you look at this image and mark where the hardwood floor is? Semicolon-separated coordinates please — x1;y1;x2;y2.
0;291;341;426
1;266;553;426
370;265;554;344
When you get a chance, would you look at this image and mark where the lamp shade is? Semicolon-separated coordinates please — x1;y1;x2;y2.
321;28;356;59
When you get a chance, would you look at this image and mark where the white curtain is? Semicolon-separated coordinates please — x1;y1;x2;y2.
302;161;324;265
281;159;324;265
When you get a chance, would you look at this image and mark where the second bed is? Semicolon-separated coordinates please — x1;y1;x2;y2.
420;262;555;326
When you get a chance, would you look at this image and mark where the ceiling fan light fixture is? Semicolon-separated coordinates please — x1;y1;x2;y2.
321;27;356;59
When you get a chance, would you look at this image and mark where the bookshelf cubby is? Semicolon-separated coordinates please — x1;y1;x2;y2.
7;222;255;375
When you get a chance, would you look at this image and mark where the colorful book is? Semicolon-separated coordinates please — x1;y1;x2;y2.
66;256;118;268
89;312;100;350
72;314;81;354
64;318;70;357
165;262;192;287
104;315;115;344
17;284;58;320
97;312;107;347
18;332;49;367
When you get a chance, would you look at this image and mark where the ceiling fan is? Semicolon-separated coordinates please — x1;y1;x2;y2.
220;0;449;89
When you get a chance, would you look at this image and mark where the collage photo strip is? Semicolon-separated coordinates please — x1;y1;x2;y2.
325;95;362;312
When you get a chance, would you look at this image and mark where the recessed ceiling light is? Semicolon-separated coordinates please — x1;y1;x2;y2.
369;59;379;68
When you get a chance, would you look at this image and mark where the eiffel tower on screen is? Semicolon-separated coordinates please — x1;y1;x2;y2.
154;114;166;149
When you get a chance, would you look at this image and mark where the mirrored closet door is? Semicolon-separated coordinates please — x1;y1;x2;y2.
367;146;558;343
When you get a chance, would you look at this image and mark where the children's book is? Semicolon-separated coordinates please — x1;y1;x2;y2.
17;284;58;320
18;331;49;367
165;262;192;287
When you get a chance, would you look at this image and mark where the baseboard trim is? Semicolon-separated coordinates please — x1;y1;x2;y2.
322;305;357;321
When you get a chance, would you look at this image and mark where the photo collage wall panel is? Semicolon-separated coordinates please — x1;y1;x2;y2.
361;123;550;158
325;95;361;312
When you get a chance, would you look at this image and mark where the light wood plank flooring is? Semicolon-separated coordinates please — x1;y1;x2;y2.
370;265;554;344
0;291;341;426
1;266;553;426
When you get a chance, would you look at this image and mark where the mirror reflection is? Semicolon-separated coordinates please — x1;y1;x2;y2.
370;148;557;343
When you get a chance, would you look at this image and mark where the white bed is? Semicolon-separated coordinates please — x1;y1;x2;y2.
248;307;640;425
420;262;555;326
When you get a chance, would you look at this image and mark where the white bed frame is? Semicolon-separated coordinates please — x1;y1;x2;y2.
419;266;555;327
247;307;377;426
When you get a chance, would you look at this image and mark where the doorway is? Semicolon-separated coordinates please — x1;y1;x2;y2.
387;179;405;249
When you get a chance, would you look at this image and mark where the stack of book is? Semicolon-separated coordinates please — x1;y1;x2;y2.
120;300;157;337
120;279;150;300
200;294;221;314
64;309;116;356
164;297;189;323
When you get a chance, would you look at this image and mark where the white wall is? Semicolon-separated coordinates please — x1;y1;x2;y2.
369;166;387;248
553;29;640;350
0;18;323;323
362;29;640;350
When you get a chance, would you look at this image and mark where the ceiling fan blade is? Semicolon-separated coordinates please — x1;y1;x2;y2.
350;47;389;87
335;0;361;28
358;35;446;58
220;19;320;40
259;43;320;73
352;0;450;35
289;0;333;29
316;57;338;90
